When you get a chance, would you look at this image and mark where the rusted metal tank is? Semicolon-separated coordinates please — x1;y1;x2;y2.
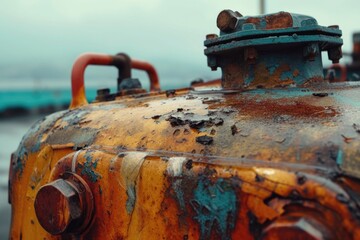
8;10;360;240
326;32;360;82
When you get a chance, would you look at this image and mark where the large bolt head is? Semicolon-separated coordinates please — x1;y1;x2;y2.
217;10;242;32
34;179;82;235
328;47;342;64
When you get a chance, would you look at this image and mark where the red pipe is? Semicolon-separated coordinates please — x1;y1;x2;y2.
70;53;160;109
131;60;161;91
70;53;114;109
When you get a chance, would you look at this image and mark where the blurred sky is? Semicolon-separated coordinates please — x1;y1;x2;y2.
0;0;359;87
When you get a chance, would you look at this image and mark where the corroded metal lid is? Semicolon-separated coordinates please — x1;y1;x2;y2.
205;10;343;89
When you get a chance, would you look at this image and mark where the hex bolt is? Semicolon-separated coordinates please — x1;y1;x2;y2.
97;88;110;96
217;10;242;32
208;56;218;71
328;25;339;29
34;174;93;235
206;34;219;40
328;46;342;64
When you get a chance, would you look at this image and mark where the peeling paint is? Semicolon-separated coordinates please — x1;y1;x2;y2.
13;147;27;177
167;157;187;210
8;9;360;240
191;177;237;240
29;145;53;190
120;152;147;214
46;127;98;150
78;152;102;182
167;112;223;131
167;157;187;177
337;149;344;165
12;111;67;176
196;135;213;145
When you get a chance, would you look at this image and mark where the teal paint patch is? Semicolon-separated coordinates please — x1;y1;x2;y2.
280;70;294;81
191;177;237;240
78;153;101;182
267;64;279;75
14;147;27;177
173;180;186;210
336;149;343;165
125;186;136;214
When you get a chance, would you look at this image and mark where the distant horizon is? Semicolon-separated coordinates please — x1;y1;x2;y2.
1;1;359;83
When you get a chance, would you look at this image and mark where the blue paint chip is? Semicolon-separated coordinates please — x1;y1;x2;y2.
126;185;136;214
79;153;102;182
336;149;343;165
191;177;237;240
13;146;28;177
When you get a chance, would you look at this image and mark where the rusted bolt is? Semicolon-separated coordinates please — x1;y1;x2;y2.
260;215;332;240
328;25;339;29
206;33;218;40
96;88;115;102
34;173;93;235
328;46;342;64
97;88;110;96
217;10;242;32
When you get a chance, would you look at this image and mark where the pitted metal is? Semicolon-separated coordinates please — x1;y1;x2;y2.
205;10;343;89
8;9;360;240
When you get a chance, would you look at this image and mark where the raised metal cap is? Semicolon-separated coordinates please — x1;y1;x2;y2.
205;10;343;89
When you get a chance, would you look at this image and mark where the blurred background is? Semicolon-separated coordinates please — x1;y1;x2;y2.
1;0;359;238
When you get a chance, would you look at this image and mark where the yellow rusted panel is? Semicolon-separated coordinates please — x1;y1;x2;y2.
10;143;360;239
8;81;360;239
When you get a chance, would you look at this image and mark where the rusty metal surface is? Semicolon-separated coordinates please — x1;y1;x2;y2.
8;9;360;240
206;10;342;90
8;81;360;239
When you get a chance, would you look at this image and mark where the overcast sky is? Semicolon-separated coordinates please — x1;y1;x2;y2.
1;0;359;87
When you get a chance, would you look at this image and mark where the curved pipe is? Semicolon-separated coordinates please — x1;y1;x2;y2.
131;60;161;91
70;53;160;109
